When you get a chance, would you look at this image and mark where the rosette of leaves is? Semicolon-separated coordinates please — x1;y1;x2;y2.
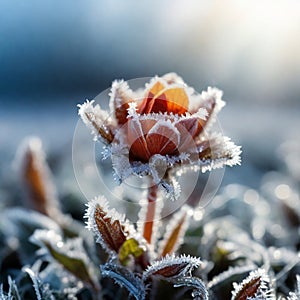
84;196;208;300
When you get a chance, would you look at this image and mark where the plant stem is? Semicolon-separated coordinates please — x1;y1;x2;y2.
143;181;158;244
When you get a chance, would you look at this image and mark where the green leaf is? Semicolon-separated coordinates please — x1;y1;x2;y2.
118;238;144;265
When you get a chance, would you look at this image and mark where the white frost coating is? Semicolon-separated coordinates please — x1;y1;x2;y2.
231;268;275;300
111;143;131;183
109;79;133;117
143;254;202;280
23;267;43;300
162;72;185;85
288;275;300;300
189;133;242;174
158;205;191;256
190;107;208;121
199;87;225;131
85;196;125;228
160;176;181;201
207;264;257;289
144;76;166;91
127;102;139;118
148;154;168;184
78;100;112;141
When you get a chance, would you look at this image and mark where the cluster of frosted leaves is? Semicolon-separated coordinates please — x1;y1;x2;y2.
84;196;208;300
78;73;241;200
181;181;300;299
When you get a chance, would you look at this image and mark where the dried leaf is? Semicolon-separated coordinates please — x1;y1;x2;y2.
78;100;114;143
85;196;134;254
109;79;133;125
16;137;60;218
143;254;202;280
231;269;275;300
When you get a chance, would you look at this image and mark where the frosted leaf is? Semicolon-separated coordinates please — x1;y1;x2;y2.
100;262;146;300
143;254;202;280
208;265;257;289
109;79;133;124
190;87;225;131
78;100;114;143
158;205;191;257
0;277;21;300
191;133;242;173
84;196;136;254
15;137;61;218
231;269;275;300
3;207;61;237
23;267;55;300
173;277;208;300
30;229;99;290
2;208;62;262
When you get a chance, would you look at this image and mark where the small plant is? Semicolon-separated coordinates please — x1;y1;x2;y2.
1;73;299;299
77;72;241;299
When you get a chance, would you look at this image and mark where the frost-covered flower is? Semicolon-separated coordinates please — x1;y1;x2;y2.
78;73;241;199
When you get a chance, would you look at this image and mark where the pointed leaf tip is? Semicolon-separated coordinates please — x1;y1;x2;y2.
85;196;133;254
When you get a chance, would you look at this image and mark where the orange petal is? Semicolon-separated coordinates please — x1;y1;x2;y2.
127;119;151;162
115;102;131;125
148;80;166;96
148;87;189;115
146;122;179;157
176;118;202;151
138;80;166;114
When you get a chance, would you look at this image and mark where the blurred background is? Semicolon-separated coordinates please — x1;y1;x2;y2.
0;0;300;207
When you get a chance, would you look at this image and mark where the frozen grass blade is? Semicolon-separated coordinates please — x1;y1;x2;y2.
158;205;191;257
